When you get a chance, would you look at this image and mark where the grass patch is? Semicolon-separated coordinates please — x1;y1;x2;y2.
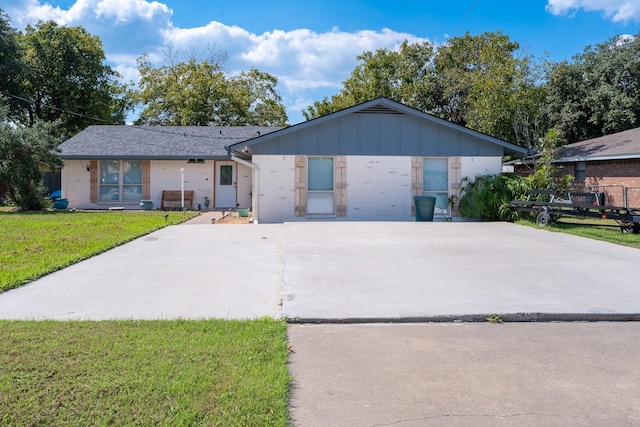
0;319;290;426
0;210;198;292
516;216;640;249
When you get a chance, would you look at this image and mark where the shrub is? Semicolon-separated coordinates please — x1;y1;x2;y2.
459;173;529;221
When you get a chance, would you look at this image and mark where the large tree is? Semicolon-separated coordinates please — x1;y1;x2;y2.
434;31;545;145
17;20;131;136
546;33;640;143
135;49;288;126
303;40;438;119
0;101;61;210
303;32;546;146
0;10;23;117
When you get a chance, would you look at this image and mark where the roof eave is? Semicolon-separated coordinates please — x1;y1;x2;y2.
60;154;232;160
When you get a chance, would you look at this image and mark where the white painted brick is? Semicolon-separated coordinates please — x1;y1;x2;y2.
253;155;503;222
253;155;296;223
346;156;413;221
461;157;502;179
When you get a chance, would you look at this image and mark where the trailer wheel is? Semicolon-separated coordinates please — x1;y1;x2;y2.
536;210;551;227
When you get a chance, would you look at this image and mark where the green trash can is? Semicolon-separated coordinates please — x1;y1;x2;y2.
414;196;436;221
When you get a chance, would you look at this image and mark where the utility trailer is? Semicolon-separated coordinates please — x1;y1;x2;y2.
510;190;640;234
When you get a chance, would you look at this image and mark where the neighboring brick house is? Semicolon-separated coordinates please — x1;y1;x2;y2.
228;97;527;223
554;128;640;209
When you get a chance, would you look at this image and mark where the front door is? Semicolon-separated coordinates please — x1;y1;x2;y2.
215;161;236;208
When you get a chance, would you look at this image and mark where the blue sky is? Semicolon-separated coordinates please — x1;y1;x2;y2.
1;0;639;124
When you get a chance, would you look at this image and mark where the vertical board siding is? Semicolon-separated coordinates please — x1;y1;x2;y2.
400;116;419;156
339;114;359;154
251;112;509;158
360;115;379;155
379;115;400;155
319;122;340;155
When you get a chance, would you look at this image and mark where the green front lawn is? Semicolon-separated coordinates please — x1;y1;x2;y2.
0;319;290;426
0;210;198;293
516;216;640;249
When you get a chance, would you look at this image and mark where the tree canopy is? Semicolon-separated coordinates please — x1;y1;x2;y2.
545;34;640;143
17;20;132;136
303;32;545;146
134;49;288;126
304;30;640;149
0;10;23;117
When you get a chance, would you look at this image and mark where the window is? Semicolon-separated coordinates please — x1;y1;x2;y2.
307;157;334;214
575;161;586;181
99;160;142;202
220;165;233;186
423;158;449;215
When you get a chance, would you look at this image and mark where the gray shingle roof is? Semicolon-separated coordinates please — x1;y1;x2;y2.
59;125;282;159
560;127;640;161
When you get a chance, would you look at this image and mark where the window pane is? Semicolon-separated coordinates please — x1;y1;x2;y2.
423;158;448;192
308;157;333;191
123;161;142;184
100;185;119;202
100;160;119;184
123;185;142;201
307;192;334;214
220;165;233;185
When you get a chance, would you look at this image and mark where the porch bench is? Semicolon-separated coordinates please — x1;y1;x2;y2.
161;190;194;210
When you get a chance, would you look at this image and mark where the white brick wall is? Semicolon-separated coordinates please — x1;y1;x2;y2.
252;155;503;223
461;157;502;180
347;156;413;221
254;155;414;222
253;155;296;223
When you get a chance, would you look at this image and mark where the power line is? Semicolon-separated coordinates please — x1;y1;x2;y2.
451;0;478;38
1;90;278;141
0;90;112;123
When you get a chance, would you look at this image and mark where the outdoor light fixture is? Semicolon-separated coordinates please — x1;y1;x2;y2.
86;164;92;171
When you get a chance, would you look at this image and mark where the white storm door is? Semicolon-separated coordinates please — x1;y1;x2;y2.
215;162;236;208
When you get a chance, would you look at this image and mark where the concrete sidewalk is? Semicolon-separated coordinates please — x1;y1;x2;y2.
288;322;640;427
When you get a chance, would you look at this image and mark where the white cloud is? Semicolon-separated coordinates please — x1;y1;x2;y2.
3;0;171;27
546;0;640;22
0;0;427;123
165;24;425;95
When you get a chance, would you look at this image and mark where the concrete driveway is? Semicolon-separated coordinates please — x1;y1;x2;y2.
1;220;639;320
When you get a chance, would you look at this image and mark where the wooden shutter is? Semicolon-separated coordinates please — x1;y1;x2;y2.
450;157;461;215
335;156;347;217
142;160;151;199
89;160;98;203
294;156;306;217
410;157;423;216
